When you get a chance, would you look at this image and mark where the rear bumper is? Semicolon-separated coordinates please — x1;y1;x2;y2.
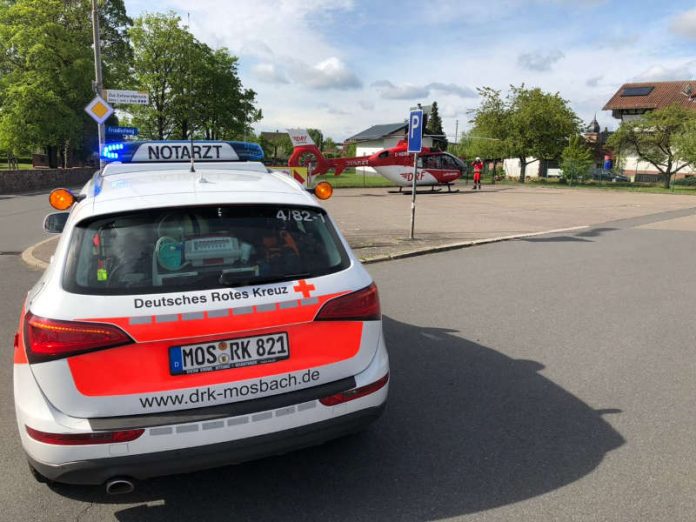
29;405;384;485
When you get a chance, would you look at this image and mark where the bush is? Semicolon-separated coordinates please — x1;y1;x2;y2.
673;176;696;186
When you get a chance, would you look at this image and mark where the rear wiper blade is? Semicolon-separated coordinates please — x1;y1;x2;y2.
218;272;310;287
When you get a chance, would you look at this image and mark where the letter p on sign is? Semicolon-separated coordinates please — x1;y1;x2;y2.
408;109;423;153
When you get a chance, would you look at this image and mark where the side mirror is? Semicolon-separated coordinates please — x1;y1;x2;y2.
44;212;70;234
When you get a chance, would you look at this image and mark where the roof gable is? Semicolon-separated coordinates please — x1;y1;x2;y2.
345;123;408;142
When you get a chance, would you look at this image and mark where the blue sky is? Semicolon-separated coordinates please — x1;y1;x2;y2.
123;0;696;141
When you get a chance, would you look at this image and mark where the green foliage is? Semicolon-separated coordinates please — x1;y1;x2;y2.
0;0;131;161
561;135;594;184
608;104;696;188
471;85;580;182
307;129;323;151
128;12;260;141
452;128;507;161
673;175;696;186
674;120;696;168
343;141;357;157
258;132;292;161
426;101;444;136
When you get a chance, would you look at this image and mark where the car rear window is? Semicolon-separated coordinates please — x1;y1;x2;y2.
63;205;351;295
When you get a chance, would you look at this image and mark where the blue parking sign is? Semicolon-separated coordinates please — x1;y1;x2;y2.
408;109;423;153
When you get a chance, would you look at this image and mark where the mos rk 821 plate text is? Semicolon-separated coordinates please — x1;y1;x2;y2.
169;332;289;375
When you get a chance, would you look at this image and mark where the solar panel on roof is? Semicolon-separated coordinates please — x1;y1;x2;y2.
621;86;654;97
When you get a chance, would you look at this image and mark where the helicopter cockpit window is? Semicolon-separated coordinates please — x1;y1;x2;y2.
63;205;350;295
440;155;460;169
422;155;442;169
378;151;389;159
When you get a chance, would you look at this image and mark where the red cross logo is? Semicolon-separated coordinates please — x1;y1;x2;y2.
293;279;315;299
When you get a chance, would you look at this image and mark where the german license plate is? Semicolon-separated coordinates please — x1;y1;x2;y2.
169;332;289;375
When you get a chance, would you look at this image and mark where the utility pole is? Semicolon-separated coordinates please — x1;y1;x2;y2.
91;0;105;169
454;119;459;144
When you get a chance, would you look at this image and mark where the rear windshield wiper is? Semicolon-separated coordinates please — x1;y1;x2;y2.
218;272;311;287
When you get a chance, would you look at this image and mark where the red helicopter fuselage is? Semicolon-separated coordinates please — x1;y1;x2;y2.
287;129;465;187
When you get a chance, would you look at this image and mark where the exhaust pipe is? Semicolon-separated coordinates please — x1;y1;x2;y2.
105;477;135;495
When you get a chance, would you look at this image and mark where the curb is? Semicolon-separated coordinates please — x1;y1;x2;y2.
359;225;589;264
21;236;57;271
21;225;590;271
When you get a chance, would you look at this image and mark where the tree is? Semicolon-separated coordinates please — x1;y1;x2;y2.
608;105;696;188
129;12;260;141
450;128;507;183
561;135;594;184
343;141;356;157
128;13;192;140
426;101;444;136
307;129;324;151
472;85;580;182
675;120;696;167
0;0;132;164
196;47;261;140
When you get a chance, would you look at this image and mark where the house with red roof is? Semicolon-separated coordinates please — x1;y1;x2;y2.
603;80;696;181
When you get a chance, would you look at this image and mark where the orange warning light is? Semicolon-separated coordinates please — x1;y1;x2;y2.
49;188;75;210
313;181;333;200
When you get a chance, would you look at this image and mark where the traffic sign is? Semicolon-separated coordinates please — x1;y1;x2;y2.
84;95;114;124
106;126;139;136
407;109;423;153
105;89;149;105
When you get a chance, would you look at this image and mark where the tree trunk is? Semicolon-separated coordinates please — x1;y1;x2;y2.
519;158;526;183
664;158;673;189
46;146;58;169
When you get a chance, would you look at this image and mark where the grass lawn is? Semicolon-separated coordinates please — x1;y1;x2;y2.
310;171;395;188
1;161;34;170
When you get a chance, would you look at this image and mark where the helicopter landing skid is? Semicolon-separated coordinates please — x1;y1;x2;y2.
389;183;459;194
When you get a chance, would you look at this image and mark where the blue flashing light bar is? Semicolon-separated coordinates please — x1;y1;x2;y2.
100;140;264;163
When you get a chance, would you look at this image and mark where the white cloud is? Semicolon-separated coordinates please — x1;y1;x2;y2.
670;8;696;39
371;80;476;100
289;57;362;90
372;81;430;100
427;82;477;98
359;100;375;110
632;61;696;82
251;63;289;84
518;49;565;71
586;75;603;87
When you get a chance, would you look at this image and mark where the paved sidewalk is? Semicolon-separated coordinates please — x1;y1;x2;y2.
27;184;696;267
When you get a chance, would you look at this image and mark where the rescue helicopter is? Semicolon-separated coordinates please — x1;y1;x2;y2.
287;128;466;192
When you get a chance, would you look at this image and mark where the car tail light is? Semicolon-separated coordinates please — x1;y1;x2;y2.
26;426;144;445
24;312;133;363
315;283;381;321
319;373;389;406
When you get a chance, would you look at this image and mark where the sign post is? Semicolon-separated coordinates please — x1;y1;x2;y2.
408;109;423;240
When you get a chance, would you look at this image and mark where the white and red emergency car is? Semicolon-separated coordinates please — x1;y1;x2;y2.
13;140;388;491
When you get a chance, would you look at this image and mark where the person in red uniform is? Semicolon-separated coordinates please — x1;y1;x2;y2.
472;157;483;190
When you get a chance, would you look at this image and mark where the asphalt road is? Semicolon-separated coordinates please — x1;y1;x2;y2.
2;192;696;520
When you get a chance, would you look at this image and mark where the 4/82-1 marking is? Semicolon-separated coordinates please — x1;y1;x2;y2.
169;332;289;375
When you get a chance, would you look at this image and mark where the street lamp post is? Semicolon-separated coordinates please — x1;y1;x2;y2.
91;0;105;169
